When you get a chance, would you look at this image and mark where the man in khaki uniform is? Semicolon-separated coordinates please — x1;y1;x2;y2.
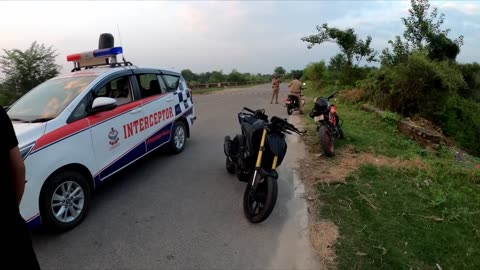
288;74;304;114
271;74;280;104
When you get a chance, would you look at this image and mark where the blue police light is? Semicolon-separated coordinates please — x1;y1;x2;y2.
93;46;123;58
67;46;123;62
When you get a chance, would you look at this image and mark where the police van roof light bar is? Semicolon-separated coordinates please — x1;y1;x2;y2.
67;46;131;72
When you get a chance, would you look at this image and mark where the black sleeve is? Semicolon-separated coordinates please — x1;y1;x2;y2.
0;107;18;151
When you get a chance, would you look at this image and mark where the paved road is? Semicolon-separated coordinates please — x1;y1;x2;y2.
33;83;319;270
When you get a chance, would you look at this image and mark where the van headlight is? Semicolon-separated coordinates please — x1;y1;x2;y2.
20;142;36;160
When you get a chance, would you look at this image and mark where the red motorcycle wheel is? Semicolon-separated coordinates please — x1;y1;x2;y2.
319;125;335;156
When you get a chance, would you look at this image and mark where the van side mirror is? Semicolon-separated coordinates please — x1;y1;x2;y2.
90;97;117;114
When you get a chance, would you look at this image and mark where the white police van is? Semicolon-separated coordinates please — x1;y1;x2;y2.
7;37;195;231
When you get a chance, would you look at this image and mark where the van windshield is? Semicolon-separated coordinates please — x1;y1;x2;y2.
7;76;97;123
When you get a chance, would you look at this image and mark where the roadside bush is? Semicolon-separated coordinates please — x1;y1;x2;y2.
360;52;467;119
436;95;480;155
333;66;375;88
302;61;327;88
356;66;398;109
458;63;480;102
381;111;402;125
357;52;480;153
338;88;366;103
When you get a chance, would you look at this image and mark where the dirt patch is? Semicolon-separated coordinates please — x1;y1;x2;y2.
338;88;365;103
309;220;339;270
300;145;427;185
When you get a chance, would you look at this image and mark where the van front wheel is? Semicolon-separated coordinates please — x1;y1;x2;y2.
40;170;91;232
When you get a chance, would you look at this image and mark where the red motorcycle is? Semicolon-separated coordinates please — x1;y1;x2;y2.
309;92;344;156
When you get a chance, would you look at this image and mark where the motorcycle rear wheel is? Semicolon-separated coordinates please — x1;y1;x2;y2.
243;176;278;223
319;125;335;156
287;106;293;115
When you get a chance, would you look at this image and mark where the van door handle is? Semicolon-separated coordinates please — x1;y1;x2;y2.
166;97;174;102
130;107;143;114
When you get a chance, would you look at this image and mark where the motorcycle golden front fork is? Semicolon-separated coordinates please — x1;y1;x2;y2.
251;128;278;187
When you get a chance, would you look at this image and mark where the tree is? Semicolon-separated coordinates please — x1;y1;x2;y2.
208;70;225;83
301;23;377;67
401;0;463;50
197;72;210;84
181;69;198;83
380;36;411;66
228;69;246;83
289;70;303;79
328;53;349;71
0;41;60;95
426;33;460;61
303;61;327;87
274;66;286;76
381;0;464;65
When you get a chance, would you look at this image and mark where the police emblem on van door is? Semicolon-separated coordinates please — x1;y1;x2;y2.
108;127;120;148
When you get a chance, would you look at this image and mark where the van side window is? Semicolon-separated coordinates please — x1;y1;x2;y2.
136;73;167;97
161;75;180;92
69;75;133;123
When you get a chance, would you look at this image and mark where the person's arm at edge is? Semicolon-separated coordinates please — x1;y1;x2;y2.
10;146;25;205
2;106;25;205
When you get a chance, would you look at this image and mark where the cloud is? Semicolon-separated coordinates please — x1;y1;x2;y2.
0;1;479;75
438;1;480;15
463;21;480;29
327;1;409;32
174;1;249;40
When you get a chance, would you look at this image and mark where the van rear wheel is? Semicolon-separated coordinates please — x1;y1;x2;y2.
169;121;187;154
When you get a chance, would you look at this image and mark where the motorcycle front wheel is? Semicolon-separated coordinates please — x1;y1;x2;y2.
243;176;278;223
319;125;335;156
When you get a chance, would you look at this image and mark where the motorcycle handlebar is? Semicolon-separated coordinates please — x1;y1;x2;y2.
327;91;339;100
242;107;268;121
287;125;307;134
272;117;307;135
243;107;255;114
241;110;307;135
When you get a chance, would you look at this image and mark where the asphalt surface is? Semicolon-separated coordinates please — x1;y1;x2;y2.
33;83;319;270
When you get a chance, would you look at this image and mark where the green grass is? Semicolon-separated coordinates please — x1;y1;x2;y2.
302;82;480;269
303;83;426;159
192;87;224;95
320;164;480;269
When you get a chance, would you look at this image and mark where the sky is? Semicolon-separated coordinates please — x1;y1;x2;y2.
0;0;479;75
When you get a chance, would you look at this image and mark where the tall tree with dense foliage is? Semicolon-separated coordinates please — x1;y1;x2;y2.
181;69;198;83
0;41;60;95
288;70;303;79
381;0;464;65
274;66;286;76
301;23;377;67
402;0;463;50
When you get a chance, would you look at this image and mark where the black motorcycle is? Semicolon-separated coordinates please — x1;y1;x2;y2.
309;92;344;156
224;107;305;223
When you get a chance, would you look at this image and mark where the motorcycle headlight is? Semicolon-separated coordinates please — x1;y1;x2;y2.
20;142;36;160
